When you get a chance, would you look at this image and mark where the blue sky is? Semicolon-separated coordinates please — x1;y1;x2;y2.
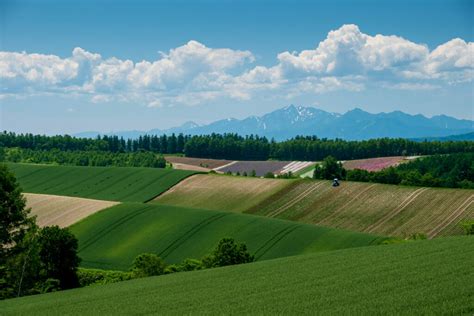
1;0;473;134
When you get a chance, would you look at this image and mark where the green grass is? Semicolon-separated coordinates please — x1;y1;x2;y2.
2;236;472;315
69;203;385;270
6;163;197;202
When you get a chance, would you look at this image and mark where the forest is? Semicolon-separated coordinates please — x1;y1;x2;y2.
1;148;166;168
344;153;474;189
2;132;473;161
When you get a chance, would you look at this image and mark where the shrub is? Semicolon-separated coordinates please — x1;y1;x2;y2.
461;220;474;235
131;253;166;278
203;238;254;268
408;233;427;240
263;172;274;178
77;268;133;287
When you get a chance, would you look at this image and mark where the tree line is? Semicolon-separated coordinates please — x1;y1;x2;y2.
314;153;474;189
0;131;188;154
2;131;474;161
1;148;166;168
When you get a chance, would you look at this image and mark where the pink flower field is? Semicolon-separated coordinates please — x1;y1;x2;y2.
343;156;413;172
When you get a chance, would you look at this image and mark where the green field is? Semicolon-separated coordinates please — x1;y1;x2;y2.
155;174;474;238
70;203;384;270
7;163;197;202
2;236;472;315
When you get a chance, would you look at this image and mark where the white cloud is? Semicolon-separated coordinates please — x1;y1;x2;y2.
0;25;472;105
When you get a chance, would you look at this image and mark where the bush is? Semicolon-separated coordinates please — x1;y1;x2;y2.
408;233;427;240
461;220;474;235
77;268;133;287
263;172;274;178
131;253;166;278
203;238;254;268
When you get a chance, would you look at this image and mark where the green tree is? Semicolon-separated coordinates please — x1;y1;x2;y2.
313;156;346;180
203;238;254;268
0;164;35;265
131;253;166;278
38;226;81;289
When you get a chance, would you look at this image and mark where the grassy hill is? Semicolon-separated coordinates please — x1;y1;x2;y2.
7;163;197;202
2;236;472;315
155;174;474;238
69;203;384;270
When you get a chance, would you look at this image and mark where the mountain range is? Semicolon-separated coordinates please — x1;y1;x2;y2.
75;105;474;141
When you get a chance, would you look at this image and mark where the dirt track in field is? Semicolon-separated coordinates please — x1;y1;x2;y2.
25;193;119;227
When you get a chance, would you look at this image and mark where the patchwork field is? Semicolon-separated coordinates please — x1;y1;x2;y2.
156;175;474;238
2;236;472;315
25;193;119;228
342;156;418;171
154;174;293;212
250;180;474;238
165;156;231;169
7;163;197;202
70;202;384;270
216;160;313;176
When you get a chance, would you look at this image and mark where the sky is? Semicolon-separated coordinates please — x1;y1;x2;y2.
0;0;473;134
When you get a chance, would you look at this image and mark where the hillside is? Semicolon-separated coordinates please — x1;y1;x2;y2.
155;175;474;238
2;237;472;315
70;203;383;270
7;163;197;202
25;193;119;228
155;174;292;212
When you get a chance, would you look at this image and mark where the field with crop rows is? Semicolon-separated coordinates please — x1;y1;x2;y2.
70;202;384;270
7;163;197;202
154;174;293;212
342;156;416;171
248;180;474;238
25;193;119;228
165;156;231;169
157;174;473;237
2;236;472;315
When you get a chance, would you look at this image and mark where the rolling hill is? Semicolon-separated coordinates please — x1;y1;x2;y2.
25;193;119;228
70;203;384;270
154;174;292;212
2;236;472;315
155;175;474;238
7;163;197;202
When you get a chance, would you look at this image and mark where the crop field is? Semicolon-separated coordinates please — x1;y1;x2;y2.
165;156;231;169
7;163;197;202
154;174;293;212
342;156;417;171
69;202;384;270
155;174;473;237
217;160;290;176
2;236;472;315
25;193;119;228
248;180;474;238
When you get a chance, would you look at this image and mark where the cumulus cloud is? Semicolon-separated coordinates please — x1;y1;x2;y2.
0;25;472;105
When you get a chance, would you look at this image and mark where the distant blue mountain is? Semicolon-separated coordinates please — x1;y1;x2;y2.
74;105;473;141
411;132;474;142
